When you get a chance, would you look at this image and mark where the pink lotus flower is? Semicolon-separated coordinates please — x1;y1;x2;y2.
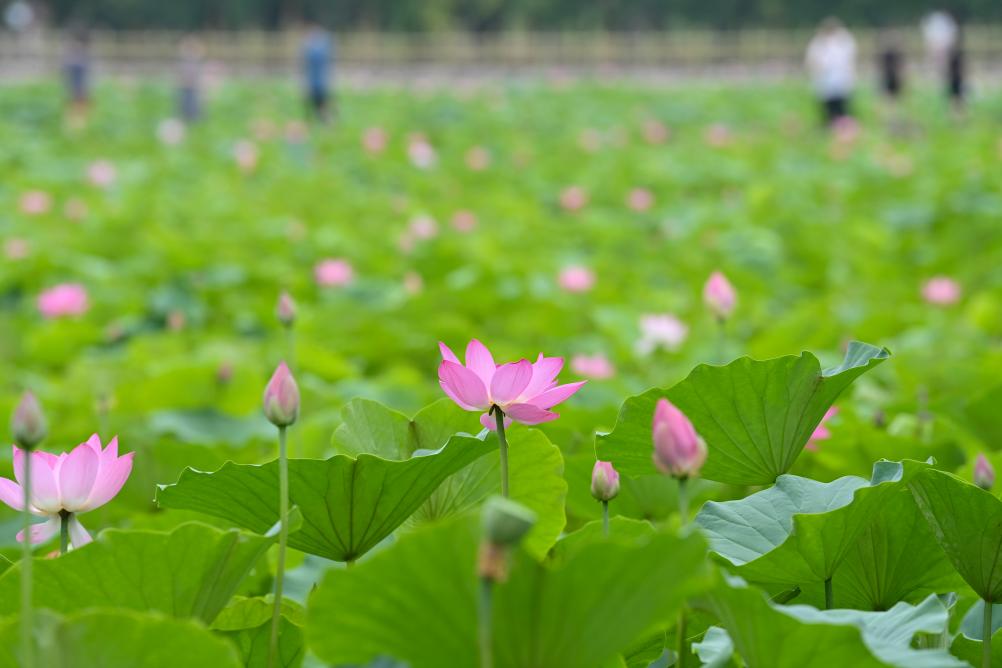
87;160;117;188
704;271;737;320
314;258;354;287
234;140;259;172
626;187;654;212
263;361;299;427
451;210;478;233
652;399;706;478
157;118;186;145
465;146;491;171
4;238;29;260
591;461;620;502
403;271;423;295
922;277;961;306
571;353;615;380
0;435;134;548
636;313;688;355
805;407;838;451
362;127;388;154
408;215;439;240
37;283;89;319
642;119;670;144
559;186;588;212
19;190;51;216
975;453;995;490
407;135;436;169
438;339;585;430
558;265;595;293
704;123;732;148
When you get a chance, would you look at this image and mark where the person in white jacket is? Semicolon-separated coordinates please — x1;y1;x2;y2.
805;18;858;126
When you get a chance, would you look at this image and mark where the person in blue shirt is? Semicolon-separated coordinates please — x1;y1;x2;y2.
302;24;333;122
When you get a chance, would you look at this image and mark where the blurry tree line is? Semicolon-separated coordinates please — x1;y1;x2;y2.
38;0;1001;30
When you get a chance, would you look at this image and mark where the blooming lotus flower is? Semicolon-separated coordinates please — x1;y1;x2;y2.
314;258;354;287
626;187;654;212
558;265;595;293
87;160;117;188
571;353;615;380
263;362;300;427
805;407;838;451
636;313;688;355
922;277;961;306
0;435;134;548
38;283;89;318
559;186;588;212
19;190;51;216
703;271;737;320
652;399;706;478
438;339;585;430
407;136;436;169
975;454;995;490
408;215;439;240
591;461;620;502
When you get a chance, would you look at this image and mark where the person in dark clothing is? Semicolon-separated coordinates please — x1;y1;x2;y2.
301;25;333;122
878;35;904;101
63;29;91;124
947;43;966;116
177;36;205;123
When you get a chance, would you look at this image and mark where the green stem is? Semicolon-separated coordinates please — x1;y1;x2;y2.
268;426;289;668
284;329;296;458
492;407;510;498
478;577;494;668
824;577;834;610
59;511;69;556
677;477;689;529
21;449;33;668
716;317;727;363
984;599;993;668
676;607;688;668
602;500;609;536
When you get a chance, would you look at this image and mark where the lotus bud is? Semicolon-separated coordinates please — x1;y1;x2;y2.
590;460;620;502
975;454;995;490
262;362;299;427
652;398;707;479
276;291;296;327
11;391;46;449
703;271;737;320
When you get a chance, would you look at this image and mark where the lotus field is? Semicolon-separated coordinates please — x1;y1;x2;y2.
2;80;1002;668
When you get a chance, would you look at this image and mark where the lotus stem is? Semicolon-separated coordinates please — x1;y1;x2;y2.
984;599;993;668
824;577;834;610
268;425;289;668
58;510;70;556
21;450;33;668
676;607;688;668
478;576;494;668
492;406;510;498
677;477;689;528
602;500;609;536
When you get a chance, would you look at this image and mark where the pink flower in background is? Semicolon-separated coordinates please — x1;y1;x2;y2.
438;339;586;430
805;407;838;451
652;399;707;478
314;258;355;287
590;461;620;501
560;185;588;212
63;197;88;221
234;140;259;172
465;146;491;171
403;271;423;295
642;119;670;144
571;353;615;380
922;276;961;306
19;190;51;216
38;283;89;318
4;238;29;260
407;135;437;169
636;313;689;355
408;215;439;240
87;160;117;188
704;123;732;148
157;118;185;145
626;187;654;212
0;436;134;548
704;271;737;320
558;265;595;293
362;127;388;154
974;453;995;490
451;210;478;233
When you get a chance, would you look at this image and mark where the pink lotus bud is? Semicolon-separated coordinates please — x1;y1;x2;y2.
11;391;47;449
642;119;670;144
276;291;296;327
922;276;961;306
314;258;355;287
975;454;995;490
626;187;654;212
451;210;478;233
558;265;595;293
262;362;299;427
591;461;620;502
559;186;588;212
703;271;737;320
652;398;706;479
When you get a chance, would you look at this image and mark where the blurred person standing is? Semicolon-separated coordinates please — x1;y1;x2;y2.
946;27;967;118
177;35;205;123
63;27;92;126
805;18;858;126
877;30;905;103
922;11;966;117
301;23;334;122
